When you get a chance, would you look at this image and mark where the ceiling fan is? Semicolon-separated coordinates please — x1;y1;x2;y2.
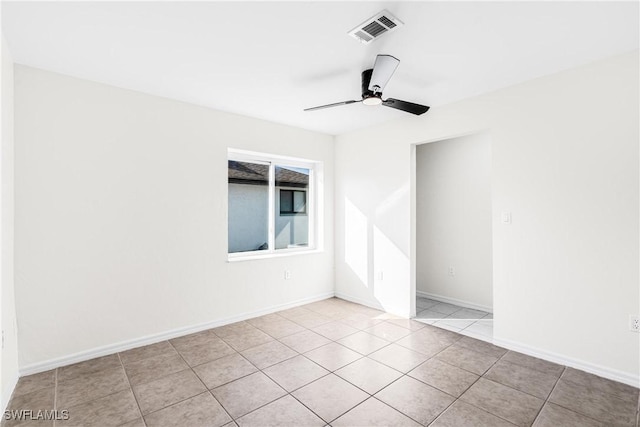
304;54;430;115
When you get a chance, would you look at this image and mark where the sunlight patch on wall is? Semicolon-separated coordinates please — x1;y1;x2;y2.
373;225;410;316
345;198;369;287
375;182;410;257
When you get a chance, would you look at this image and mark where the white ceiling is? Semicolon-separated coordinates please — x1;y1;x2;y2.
3;1;638;135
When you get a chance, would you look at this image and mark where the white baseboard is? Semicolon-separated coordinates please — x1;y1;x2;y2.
19;291;335;376
334;291;410;318
416;290;493;313
493;336;640;389
1;371;19;412
334;292;384;311
21;289;637;390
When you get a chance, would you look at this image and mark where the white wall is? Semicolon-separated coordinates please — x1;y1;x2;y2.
416;134;492;310
334;134;413;316
335;51;639;385
14;65;334;370
1;35;19;408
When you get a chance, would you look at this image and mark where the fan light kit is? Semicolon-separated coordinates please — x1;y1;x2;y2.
362;97;382;106
304;54;430;116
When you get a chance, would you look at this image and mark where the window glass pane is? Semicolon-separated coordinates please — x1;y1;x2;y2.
293;191;306;213
275;166;309;250
228;160;269;253
280;190;293;213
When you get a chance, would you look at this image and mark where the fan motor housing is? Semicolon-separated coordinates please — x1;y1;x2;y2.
361;69;379;99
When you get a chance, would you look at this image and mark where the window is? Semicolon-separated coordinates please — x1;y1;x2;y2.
279;190;306;215
228;149;320;258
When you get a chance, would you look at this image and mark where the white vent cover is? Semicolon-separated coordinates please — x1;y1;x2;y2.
348;10;404;44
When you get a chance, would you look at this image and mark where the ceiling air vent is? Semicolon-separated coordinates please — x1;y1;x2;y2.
348;10;404;44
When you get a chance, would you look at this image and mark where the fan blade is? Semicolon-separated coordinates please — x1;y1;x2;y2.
382;98;430;115
368;55;400;93
304;100;360;112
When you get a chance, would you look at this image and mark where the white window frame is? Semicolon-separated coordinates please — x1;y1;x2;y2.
227;149;322;261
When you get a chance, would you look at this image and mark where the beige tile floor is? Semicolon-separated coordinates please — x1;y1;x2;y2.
415;297;494;340
4;297;639;427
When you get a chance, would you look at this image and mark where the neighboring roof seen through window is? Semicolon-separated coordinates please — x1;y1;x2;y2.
228;161;309;188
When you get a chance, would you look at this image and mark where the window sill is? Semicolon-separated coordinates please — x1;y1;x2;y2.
227;248;323;263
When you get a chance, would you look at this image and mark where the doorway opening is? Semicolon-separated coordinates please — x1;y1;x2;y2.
413;133;493;341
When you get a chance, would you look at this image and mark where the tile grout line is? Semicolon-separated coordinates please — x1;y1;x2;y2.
383;332;496;427
287;386;334;425
417;309;633;426
439;346;522;426
464;342;569;425
53;368;58;427
0;308;469;427
117;352;148;427
415;298;493;339
536;365;634;420
56;322;556;427
558;372;640;403
54;358;144;418
230;346;323;422
413;331;507;426
22;298;639;427
192;325;320;424
636;392;639;427
232;308;381;425
369;372;427;426
235;316;355;423
212;306;401;425
391;320;554;426
287;331;393;425
166;339;236;424
212;356;329;424
123;339;238;419
57;378;142;421
325;325;469;426
538;366;629;426
529;365;566;426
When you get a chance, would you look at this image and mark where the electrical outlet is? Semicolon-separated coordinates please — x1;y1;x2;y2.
629;315;639;332
501;212;512;224
377;271;384;281
284;270;291;280
448;267;455;277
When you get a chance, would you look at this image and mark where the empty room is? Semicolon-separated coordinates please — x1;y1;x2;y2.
0;1;638;426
